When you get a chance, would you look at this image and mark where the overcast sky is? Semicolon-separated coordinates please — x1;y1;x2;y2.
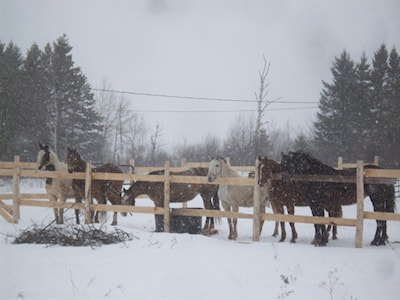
1;0;399;147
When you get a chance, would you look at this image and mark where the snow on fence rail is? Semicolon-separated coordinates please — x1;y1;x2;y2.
0;156;399;248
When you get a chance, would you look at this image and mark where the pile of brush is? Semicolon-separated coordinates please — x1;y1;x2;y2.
13;224;135;248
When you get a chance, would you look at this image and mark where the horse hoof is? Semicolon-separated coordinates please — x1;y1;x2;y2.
279;238;285;243
290;239;296;243
332;236;338;240
111;222;117;226
371;239;386;246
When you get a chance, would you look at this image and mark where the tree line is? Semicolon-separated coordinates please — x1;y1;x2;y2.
313;45;400;167
1;35;399;168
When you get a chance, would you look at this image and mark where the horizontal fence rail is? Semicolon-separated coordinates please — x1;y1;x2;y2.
0;156;399;248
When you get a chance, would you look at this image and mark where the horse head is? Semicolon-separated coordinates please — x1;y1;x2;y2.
257;156;271;186
66;147;84;173
207;156;225;182
121;186;136;216
37;142;50;170
280;152;298;180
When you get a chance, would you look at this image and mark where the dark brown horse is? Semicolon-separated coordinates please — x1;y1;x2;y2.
257;156;342;243
121;168;219;234
281;151;395;246
66;147;124;225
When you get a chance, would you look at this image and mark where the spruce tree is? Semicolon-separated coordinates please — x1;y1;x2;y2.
0;42;23;161
43;35;103;161
370;44;391;166
314;50;358;164
386;47;400;167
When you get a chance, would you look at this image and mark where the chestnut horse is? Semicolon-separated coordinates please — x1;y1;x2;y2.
281;151;395;246
121;168;219;234
207;156;271;240
37;143;76;224
257;156;341;243
66;147;124;225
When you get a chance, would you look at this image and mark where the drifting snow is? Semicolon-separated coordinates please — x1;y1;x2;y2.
0;180;399;299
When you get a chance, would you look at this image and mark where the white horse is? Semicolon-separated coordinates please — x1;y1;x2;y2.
207;156;271;240
37;143;76;224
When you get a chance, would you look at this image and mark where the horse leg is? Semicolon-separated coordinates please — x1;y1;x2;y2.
310;204;327;246
371;220;387;246
75;199;81;224
201;195;213;235
48;193;61;224
221;201;235;240
287;205;297;243
330;205;342;240
231;203;239;240
274;204;286;242
58;194;67;225
270;203;279;237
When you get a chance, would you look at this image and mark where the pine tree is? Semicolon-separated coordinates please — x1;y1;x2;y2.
386;47;400;167
314;50;358;164
18;43;51;161
42;35;103;161
369;44;390;164
0;42;24;161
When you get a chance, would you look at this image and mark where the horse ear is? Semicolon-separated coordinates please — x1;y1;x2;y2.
39;142;46;150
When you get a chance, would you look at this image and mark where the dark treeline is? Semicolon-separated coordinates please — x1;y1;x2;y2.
313;45;400;167
1;35;399;168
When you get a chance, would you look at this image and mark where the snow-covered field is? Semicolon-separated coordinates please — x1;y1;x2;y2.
1;180;399;300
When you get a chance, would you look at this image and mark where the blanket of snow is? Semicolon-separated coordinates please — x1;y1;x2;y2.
1;179;399;300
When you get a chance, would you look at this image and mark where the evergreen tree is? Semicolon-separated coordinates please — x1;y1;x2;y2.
42;35;103;161
18;43;50;161
386;47;400;167
314;50;358;164
0;42;23;161
369;44;390;164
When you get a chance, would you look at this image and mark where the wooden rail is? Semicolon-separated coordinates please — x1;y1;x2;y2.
0;156;399;248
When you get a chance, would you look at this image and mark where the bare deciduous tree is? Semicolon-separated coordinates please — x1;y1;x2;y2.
254;55;280;157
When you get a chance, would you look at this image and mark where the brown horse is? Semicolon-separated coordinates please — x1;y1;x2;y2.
66;147;124;225
257;156;342;243
121;168;219;234
281;151;395;246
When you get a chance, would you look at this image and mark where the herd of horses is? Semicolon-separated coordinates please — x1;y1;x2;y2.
36;143;395;247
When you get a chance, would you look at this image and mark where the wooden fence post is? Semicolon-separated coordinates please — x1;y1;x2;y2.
12;155;21;223
181;158;188;208
374;156;379;166
355;160;364;248
164;160;171;232
337;157;343;170
84;162;92;224
252;159;261;241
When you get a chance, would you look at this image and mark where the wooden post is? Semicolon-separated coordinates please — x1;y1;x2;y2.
374;156;379;166
84;162;92;224
252;159;261;241
163;160;171;233
181;158;188;208
337;157;343;170
12;156;21;223
355;160;364;248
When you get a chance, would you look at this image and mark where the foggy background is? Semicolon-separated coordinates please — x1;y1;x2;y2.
1;0;399;147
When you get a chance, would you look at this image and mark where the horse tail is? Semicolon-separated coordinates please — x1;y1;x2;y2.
212;189;221;224
212;190;220;210
386;185;396;213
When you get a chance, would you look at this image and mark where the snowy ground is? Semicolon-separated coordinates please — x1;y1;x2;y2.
0;179;399;300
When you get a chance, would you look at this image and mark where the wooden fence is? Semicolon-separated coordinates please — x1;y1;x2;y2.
0;156;399;248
